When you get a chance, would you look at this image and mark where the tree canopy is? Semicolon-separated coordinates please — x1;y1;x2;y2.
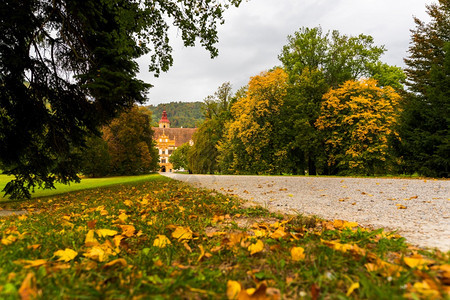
399;0;450;177
316;79;402;175
147;102;204;128
0;0;241;198
188;82;234;174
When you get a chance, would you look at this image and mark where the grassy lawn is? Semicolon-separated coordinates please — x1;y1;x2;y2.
0;174;163;202
0;176;448;299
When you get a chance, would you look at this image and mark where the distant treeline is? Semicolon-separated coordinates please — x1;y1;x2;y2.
146;101;204;128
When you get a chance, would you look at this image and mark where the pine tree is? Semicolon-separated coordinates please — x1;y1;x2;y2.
399;0;450;177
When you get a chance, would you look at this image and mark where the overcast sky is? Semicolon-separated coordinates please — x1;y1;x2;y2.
138;0;433;105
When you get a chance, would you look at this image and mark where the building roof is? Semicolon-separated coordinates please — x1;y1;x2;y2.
159;110;170;124
152;127;197;147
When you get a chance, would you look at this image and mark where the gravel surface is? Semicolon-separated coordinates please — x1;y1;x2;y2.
163;173;450;251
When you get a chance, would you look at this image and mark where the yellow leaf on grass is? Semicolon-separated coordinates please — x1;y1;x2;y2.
18;272;38;300
404;256;431;269
290;246;305;261
333;219;358;229
14;259;48;269
123;200;133;207
96;229;118;238
346;282;359;296
172;226;193;241
120;225;136;237
85;230;100;246
103;258;127;268
1;235;17;245
84;246;106;262
153;235;171;248
248;240;264;255
113;235;125;247
54;248;78;262
27;244;41;250
226;280;241;300
270;227;287;239
252;229;267;238
118;213;128;223
411;280;440;298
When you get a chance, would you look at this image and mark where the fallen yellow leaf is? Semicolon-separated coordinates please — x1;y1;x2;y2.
1;235;17;245
270;227;287;239
410;280;440;298
404;256;431;269
120;225;136;237
14;259;48;269
96;229;118;238
226;280;241;300
123;200;133;207
291;246;305;261
18;272;39;300
54;248;78;262
103;258;127;268
252;229;267;238
118;213;128;223
85;230;100;246
248;240;264;255
153;235;171;248
84;246;106;262
346;282;359;296
113;235;124;247
172;226;193;242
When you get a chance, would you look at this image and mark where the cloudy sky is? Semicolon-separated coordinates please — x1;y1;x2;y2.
138;0;433;105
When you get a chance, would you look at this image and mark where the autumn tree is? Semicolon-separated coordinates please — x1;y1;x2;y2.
316;79;402;175
103;107;159;175
398;0;449;177
278;26;404;175
218;68;289;174
0;0;241;198
188;82;234;174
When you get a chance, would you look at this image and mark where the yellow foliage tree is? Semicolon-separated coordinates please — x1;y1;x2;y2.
218;68;289;174
316;78;402;174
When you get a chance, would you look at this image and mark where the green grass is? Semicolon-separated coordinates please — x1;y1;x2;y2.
0;174;163;202
0;177;448;299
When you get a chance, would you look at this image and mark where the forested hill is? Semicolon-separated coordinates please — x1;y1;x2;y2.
146;101;205;128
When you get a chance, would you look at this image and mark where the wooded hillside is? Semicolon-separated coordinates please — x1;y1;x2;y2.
146;102;204;128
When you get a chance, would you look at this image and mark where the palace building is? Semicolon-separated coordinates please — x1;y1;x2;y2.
152;110;196;172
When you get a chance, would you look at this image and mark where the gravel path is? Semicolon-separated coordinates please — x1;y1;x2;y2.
163;173;450;251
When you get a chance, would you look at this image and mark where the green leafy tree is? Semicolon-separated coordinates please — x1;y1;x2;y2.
170;143;191;172
103;107;159;175
80;135;111;178
0;0;241;199
399;0;450;177
316;79;402;175
188;82;234;174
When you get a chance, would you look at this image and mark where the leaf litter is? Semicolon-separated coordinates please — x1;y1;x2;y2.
0;176;448;299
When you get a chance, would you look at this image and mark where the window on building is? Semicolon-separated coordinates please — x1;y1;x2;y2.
168;150;173;155
161;159;166;164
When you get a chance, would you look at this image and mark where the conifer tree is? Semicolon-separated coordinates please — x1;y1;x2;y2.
0;0;241;198
399;0;449;177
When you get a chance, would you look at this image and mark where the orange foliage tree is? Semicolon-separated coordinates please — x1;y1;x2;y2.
316;79;402;175
218;68;289;174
